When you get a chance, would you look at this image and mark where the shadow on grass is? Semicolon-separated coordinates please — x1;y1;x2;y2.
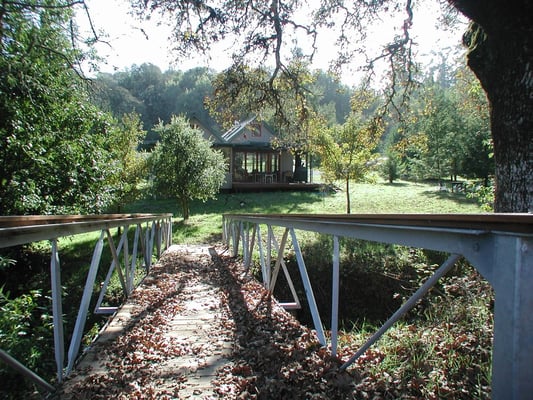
194;190;327;215
172;220;200;238
421;189;476;206
382;181;411;187
126;190;329;219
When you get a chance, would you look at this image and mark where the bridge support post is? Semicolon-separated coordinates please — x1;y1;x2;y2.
290;228;326;346
66;230;105;375
50;239;64;383
491;236;533;399
331;235;340;357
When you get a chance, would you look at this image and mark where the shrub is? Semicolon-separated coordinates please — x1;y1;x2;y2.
0;288;55;397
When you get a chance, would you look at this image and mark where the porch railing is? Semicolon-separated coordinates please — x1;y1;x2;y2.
0;213;172;392
222;213;533;400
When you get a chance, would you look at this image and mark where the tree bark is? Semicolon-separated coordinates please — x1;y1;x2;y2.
345;176;351;214
450;0;533;212
181;198;190;220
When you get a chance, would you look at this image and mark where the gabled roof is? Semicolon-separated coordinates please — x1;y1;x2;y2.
190;115;225;144
222;115;257;142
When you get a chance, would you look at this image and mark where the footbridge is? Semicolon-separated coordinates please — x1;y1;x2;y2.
0;213;532;399
0;214;172;393
223;213;533;399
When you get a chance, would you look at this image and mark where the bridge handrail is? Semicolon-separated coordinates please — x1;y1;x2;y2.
0;213;172;248
222;212;533;400
0;213;173;394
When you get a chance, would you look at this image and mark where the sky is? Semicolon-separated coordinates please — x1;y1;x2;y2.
77;0;467;85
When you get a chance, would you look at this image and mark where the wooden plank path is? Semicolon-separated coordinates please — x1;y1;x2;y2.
59;244;354;399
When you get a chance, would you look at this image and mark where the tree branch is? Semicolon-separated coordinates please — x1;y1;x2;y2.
3;0;84;8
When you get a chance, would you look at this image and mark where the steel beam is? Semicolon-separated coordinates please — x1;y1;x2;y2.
50;239;64;383
0;214;172;385
340;254;461;370
290;228;326;346
66;230;105;374
0;349;56;394
490;235;533;399
331;235;340;357
223;213;533;399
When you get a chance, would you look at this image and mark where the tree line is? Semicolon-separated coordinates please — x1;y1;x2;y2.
93;59;493;202
2;0;525;219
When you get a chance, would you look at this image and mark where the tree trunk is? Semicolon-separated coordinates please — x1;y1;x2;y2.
451;1;533;212
181;198;190;220
345;176;351;214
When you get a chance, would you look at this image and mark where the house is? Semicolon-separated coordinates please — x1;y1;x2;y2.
193;116;315;191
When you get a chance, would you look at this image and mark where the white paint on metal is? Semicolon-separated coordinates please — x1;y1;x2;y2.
66;230;105;375
290;228;327;346
50;239;64;383
331;235;340;357
222;213;532;399
340;253;461;370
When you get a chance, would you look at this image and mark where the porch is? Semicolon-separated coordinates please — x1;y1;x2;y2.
224;148;313;191
230;181;321;192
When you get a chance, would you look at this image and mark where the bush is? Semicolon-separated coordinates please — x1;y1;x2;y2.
465;180;494;212
0;288;55;397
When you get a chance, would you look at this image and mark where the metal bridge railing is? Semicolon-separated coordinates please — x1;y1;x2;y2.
222;213;533;400
0;213;172;393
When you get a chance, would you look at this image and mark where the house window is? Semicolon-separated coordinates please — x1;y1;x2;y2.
232;150;281;182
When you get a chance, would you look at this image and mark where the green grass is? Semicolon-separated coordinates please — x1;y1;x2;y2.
0;178;488;397
125;179;482;244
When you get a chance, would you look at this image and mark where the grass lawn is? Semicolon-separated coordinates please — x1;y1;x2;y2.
0;179;489;398
125;179;483;244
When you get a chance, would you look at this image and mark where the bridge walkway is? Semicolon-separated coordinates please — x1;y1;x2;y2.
59;244;350;399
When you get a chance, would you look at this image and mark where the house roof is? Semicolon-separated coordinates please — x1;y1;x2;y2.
221;115;257;142
190;115;225;144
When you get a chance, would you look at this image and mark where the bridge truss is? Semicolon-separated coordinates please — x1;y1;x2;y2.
223;213;533;399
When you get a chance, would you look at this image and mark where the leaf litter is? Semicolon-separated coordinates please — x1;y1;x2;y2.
58;244;361;399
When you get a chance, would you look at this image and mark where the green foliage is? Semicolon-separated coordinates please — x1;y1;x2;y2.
380;151;401;183
313;88;383;213
465;180;495;212
277;236;421;326
93;65;218;146
149;115;227;219
107;112;148;212
0;1;118;215
395;65;493;184
272;234;492;398
310;71;352;125
0;256;15;271
0;287;54;394
344;267;493;398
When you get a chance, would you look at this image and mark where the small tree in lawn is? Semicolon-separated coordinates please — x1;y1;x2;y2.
108;112;148;213
150;116;226;220
314;89;383;214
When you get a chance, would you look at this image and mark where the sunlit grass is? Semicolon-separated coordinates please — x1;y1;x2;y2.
125;178;482;244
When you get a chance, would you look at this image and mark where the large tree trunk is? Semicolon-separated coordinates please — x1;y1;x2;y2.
450;0;533;212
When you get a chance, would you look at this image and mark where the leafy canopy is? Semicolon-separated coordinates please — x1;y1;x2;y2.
149;115;227;220
313;89;383;213
0;0;120;214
